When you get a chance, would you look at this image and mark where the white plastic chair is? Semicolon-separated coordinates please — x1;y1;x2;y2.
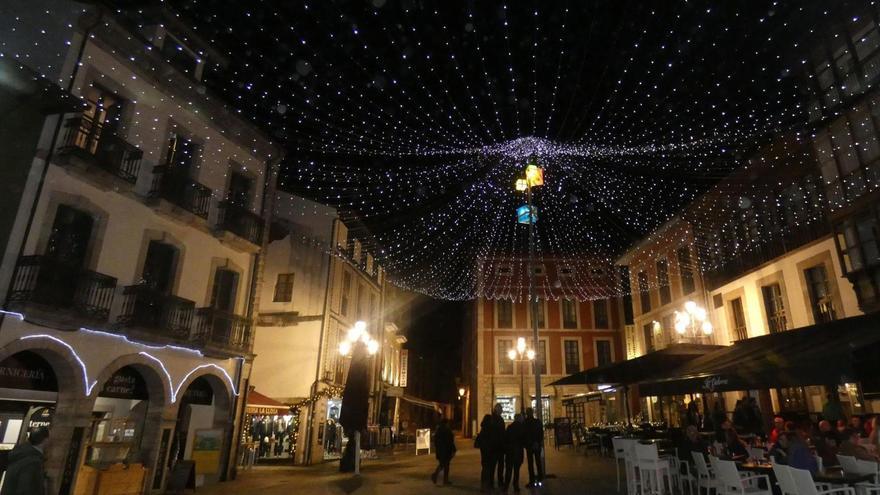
713;458;771;495
636;442;673;495
789;465;855;495
621;439;642;495
693;452;719;495
612;437;627;493
771;463;797;495
673;450;697;495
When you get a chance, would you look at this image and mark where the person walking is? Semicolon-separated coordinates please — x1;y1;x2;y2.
503;413;527;493
524;407;544;488
431;418;456;486
2;427;49;495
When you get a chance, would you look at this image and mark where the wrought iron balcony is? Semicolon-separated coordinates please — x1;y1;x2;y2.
217;201;263;246
149;166;212;219
58;115;143;183
117;285;195;339
8;255;117;321
194;307;253;353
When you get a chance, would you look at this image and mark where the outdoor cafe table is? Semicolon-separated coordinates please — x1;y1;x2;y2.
738;463;876;487
813;470;875;486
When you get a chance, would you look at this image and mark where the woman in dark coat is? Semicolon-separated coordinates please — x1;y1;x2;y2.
431;418;456;485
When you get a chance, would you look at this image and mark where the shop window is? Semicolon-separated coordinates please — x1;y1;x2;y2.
804;265;837;323
656;259;671;305
495;396;516;422
497;300;513;328
340;272;351;316
529;396;552;422
638;271;651;313
273;273;295;302
593;300;609;329
761;283;788;333
85;366;150;468
563;340;580;375
497;340;513;375
561;299;578;329
729;297;748;341
677;247;696;295
596;340;613;367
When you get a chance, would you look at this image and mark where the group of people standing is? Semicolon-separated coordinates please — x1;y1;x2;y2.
475;404;544;493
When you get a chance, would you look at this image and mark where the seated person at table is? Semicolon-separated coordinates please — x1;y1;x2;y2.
838;429;880;462
836;419;848;434
725;428;749;460
767;432;789;464
716;419;733;444
813;420;839;467
785;432;818;475
769;416;784;444
850;416;867;438
677;426;709;462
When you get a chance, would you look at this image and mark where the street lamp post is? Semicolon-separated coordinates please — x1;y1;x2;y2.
337;321;379;474
673;301;714;342
507;337;536;413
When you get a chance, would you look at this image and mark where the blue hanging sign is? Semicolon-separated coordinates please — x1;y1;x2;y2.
516;205;537;224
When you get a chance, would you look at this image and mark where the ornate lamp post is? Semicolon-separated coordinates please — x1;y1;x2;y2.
673;301;713;342
507;337;536;413
337;321;379;474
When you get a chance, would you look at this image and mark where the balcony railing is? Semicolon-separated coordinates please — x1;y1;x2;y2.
217;201;263;246
117;285;195;339
194;307;253;352
8;255;117;321
58;115;143;183
149;166;212;218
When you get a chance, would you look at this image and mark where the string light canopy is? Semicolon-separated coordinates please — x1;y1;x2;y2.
4;1;869;300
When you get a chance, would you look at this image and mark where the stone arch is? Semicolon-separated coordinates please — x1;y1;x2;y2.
0;336;89;399
174;370;236;485
90;353;172;408
0;337;98;487
89;354;173;480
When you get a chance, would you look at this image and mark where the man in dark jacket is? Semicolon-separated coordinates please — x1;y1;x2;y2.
490;404;507;489
524;408;544;488
503;413;527;493
431;418;456;485
2;427;49;495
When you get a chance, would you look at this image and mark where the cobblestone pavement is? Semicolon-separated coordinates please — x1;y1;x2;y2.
201;439;619;495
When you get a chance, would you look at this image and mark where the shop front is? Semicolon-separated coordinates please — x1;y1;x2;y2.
240;390;294;466
174;375;232;487
0;351;59;489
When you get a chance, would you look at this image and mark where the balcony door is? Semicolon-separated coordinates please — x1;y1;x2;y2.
210;269;239;313
80;85;125;154
165;133;198;176
39;205;94;304
227;172;253;208
142;241;178;294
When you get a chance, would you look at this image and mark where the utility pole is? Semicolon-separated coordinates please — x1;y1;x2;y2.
526;155;545;476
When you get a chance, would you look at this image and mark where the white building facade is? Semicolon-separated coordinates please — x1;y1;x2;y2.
0;5;278;494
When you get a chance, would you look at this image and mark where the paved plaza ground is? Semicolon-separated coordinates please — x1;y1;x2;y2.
201;439;619;494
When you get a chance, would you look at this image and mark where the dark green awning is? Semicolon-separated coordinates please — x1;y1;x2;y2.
547;343;723;387
638;313;880;396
